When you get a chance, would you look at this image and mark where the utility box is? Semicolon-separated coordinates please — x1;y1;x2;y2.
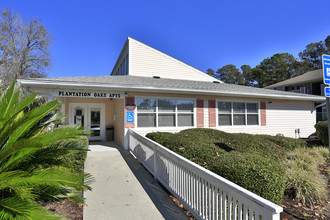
106;127;114;141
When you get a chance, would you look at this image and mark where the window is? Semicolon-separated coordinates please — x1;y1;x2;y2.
113;53;129;75
218;102;231;126
136;98;156;127
246;103;258;125
218;101;259;126
125;54;129;74
137;98;194;127
177;100;194;126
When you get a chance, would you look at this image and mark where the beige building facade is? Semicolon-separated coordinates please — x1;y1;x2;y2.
20;37;325;149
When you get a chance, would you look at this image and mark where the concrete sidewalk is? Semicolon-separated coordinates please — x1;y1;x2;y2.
83;142;188;220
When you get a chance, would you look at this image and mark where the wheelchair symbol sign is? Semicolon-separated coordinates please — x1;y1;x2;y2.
323;54;330;84
126;111;134;123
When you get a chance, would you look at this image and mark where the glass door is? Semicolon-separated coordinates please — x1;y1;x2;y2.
89;108;101;141
70;103;105;141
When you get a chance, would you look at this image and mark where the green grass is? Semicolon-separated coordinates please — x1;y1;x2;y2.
284;147;328;204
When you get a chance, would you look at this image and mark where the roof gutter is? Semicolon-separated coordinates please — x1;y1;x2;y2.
19;80;326;102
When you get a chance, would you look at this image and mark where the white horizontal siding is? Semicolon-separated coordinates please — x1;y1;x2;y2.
133;99;316;139
214;100;316;138
129;39;217;82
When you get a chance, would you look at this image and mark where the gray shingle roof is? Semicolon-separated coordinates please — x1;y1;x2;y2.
20;75;325;101
265;69;323;89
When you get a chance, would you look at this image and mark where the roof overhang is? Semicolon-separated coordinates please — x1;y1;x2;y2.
265;79;322;89
19;79;326;102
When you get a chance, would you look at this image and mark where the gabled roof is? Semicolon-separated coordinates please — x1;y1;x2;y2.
265;69;323;89
110;37;220;82
20;75;325;101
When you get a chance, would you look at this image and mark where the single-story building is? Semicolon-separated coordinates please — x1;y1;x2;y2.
265;69;327;122
20;37;325;149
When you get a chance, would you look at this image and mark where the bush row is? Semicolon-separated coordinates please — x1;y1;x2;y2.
147;128;286;204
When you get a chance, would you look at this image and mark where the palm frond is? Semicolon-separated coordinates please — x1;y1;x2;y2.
0;83;20;121
0;82;92;219
0;196;64;220
3;100;60;149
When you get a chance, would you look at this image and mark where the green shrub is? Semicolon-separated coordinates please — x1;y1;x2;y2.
260;134;307;151
162;132;219;169
315;121;328;145
210;153;286;205
147;128;286;204
61;136;89;172
146;132;175;146
178;128;281;160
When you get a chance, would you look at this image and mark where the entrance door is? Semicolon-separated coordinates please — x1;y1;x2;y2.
69;103;105;141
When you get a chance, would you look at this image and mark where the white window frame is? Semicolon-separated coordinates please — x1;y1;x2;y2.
135;96;196;130
216;99;260;127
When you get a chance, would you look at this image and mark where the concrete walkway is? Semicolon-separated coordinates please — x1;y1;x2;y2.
83;142;188;220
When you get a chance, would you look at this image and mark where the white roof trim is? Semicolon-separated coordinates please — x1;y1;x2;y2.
20;79;325;102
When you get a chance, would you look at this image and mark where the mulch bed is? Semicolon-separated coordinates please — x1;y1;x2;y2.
281;196;329;220
40;199;84;220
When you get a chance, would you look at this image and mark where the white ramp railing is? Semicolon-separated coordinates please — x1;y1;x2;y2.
128;129;283;220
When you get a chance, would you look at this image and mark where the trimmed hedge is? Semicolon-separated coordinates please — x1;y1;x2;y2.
259;134;307;151
61;136;89;172
315;121;328;145
178;129;282;160
146;132;175;146
147;128;286;204
210;153;286;204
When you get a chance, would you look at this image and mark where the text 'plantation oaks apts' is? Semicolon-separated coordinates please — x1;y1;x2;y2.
20;37;325;149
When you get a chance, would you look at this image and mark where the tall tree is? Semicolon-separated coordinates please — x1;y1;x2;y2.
216;64;244;85
241;64;254;86
251;53;299;88
298;41;326;70
206;68;215;78
0;9;50;88
325;35;330;54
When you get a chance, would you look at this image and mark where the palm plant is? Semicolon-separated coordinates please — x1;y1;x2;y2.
0;82;92;219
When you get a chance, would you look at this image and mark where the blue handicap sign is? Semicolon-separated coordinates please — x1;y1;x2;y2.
323;54;330;84
325;87;330;97
126;111;134;123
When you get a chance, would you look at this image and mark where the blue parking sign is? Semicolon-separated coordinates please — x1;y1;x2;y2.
323;54;330;84
126;111;134;123
325;87;330;97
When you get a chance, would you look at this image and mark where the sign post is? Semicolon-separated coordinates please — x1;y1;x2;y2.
322;54;330;154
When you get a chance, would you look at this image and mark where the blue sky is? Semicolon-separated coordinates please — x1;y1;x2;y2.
0;0;329;78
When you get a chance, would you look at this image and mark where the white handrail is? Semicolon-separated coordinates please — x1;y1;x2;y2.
128;129;283;220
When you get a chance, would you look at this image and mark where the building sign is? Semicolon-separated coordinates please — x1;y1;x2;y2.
125;103;136;110
322;54;330;84
126;111;134;123
325;87;330;97
52;90;124;99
